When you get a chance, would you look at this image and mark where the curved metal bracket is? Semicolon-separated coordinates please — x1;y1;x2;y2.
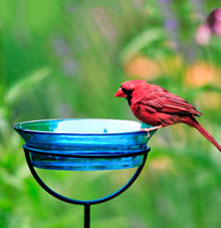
24;148;149;205
24;148;149;227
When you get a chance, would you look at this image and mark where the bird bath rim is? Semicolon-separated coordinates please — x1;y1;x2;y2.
13;118;150;136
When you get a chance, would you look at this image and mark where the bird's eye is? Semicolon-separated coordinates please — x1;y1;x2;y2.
122;87;133;94
121;87;127;92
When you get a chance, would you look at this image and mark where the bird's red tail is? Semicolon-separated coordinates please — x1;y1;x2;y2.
192;120;221;152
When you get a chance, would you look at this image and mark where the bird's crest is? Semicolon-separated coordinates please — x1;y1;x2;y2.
121;80;147;90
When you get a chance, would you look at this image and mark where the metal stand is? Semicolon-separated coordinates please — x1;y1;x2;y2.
24;147;149;228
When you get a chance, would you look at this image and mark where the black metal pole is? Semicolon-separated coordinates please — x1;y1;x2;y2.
84;204;90;228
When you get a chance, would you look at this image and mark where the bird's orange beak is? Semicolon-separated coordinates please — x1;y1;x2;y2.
115;88;126;98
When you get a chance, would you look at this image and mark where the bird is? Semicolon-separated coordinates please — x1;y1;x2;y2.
115;80;221;152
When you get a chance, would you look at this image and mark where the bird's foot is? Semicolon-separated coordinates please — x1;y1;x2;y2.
140;128;151;138
140;125;163;138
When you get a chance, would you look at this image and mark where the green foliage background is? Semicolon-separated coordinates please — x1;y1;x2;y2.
0;0;221;227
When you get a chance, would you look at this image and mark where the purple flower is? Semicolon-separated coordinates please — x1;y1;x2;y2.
164;18;177;31
159;0;171;3
192;0;202;3
213;21;221;36
207;8;221;36
52;36;70;57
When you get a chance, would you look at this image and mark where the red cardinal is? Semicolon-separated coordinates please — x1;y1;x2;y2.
115;80;221;152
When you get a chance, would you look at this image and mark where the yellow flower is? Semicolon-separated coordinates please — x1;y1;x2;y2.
124;55;161;80
185;62;219;87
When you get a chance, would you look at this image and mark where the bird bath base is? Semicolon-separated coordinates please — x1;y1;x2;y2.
14;119;155;228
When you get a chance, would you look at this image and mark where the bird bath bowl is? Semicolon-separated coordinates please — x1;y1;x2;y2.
14;118;156;227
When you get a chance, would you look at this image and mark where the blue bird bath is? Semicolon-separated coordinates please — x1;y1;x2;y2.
14;118;156;228
13;119;155;171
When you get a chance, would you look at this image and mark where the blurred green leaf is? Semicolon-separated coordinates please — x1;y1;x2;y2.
0;107;9;136
119;28;166;62
5;67;51;106
0;26;7;103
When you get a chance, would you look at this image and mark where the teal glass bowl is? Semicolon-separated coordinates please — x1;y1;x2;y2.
13;119;155;171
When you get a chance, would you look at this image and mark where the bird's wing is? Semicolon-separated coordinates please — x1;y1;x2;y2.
138;88;201;116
